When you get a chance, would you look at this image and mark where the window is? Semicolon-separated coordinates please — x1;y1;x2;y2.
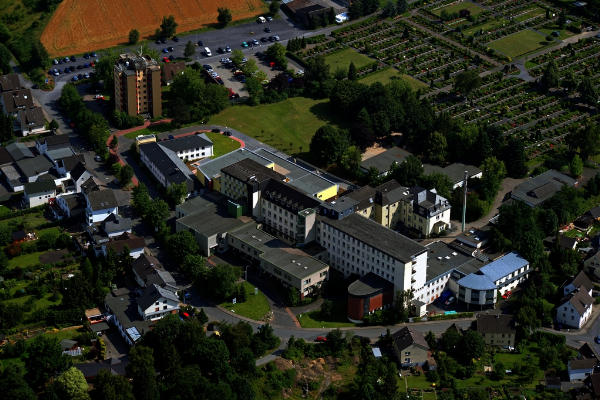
404;351;410;356
155;302;159;306
163;305;167;310
155;307;159;312
404;358;410;363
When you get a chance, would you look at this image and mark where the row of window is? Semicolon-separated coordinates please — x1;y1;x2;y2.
264;200;296;220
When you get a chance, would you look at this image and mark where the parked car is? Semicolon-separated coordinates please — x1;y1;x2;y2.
113;179;119;184
596;335;600;343
31;84;39;89
242;41;248;47
445;296;455;305
84;63;89;68
58;59;63;64
160;38;167;44
198;40;204;46
155;40;161;44
168;47;174;51
77;65;83;70
84;73;90;79
225;46;231;52
162;57;170;63
173;36;179;42
84;53;90;59
72;76;78;81
251;39;259;45
162;48;169;53
502;291;511;299
58;68;63;74
168;55;175;61
203;64;213;71
53;59;58;65
260;37;268;42
95;95;105;100
316;336;326;342
224;130;234;135
91;52;97;57
217;47;224;53
264;27;271;33
94;155;102;161
70;56;76;62
267;16;273;21
63;57;69;63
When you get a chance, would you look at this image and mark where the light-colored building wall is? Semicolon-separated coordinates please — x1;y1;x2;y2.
393;343;429;367
173;144;213;161
138;297;179;320
481;332;514;347
135;135;156;153
25;188;56;208
557;300;592;329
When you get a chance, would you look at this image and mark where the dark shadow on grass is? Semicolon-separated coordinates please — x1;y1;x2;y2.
309;101;353;130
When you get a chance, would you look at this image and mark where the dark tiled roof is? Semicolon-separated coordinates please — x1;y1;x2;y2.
132;254;163;281
587;206;600;219
0;74;21;92
0;148;14;165
43;134;70;147
512;170;577;206
570;357;598;370
392;327;430;351
145;270;177;289
221;158;285;183
476;314;516;334
60;154;85;172
567;271;594;293
18;107;44;127
102;214;132;233
561;290;593;316
262;179;320;212
16;155;53;177
423;163;482;184
162;61;186;82
578;342;600;360
62;193;86;214
75;358;129;378
105;233;146;253
136;283;179;310
585;374;600;395
140;142;201;192
24;179;56;194
2;90;34;113
81;177;102;194
87;189;118;210
71;161;94;182
12;230;26;240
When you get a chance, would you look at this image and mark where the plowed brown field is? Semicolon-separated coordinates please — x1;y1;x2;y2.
41;0;267;57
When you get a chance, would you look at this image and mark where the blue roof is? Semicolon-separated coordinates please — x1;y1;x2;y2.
479;251;529;283
457;272;496;290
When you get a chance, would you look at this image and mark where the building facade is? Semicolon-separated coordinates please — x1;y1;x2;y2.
114;53;162;118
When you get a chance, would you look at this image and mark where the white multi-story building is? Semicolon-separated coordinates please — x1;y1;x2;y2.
557;289;593;329
136;284;180;321
158;134;213;161
316;213;428;296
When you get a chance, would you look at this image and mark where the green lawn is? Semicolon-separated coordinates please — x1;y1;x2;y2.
296;299;355;328
422;392;437;400
359;69;428;90
324;48;374;70
463;18;509;35
8;251;45;269
209;97;352;162
124;122;175;139
42;327;84;342
219;281;270;321
488;30;554;58
204;132;241;158
36;227;60;236
433;2;484;16
0;205;12;216
563;229;585;238
514;7;546;22
536;22;579;39
405;374;433;390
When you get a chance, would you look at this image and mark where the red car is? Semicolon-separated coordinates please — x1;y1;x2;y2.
162;57;170;63
316;336;326;342
502;291;511;299
69;123;75;128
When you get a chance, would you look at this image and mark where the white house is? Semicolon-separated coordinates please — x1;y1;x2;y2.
136;284;180;321
23;180;56;208
557;289;594;329
71;162;97;193
563;271;593;297
84;189;118;226
568;358;597;381
101;232;146;259
51;193;87;220
158;133;214;162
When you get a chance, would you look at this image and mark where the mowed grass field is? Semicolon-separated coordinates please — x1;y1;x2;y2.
204;131;241;158
219;282;270;321
359;68;428;90
324;48;374;70
433;1;484;16
209;97;352;161
41;0;268;56
489;30;553;58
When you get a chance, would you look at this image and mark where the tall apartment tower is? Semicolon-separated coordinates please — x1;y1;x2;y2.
114;53;162;118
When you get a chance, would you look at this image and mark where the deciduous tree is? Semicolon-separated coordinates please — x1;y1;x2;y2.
184;40;196;58
309;124;351;166
128;29;140;45
0;363;36;400
24;335;72;389
92;369;135;400
160;15;178;38
453;70;482;97
569;154;583;178
126;346;159;400
424;131;447;166
217;8;233;26
54;367;90;400
542;60;560;88
392;155;423;187
578;76;599;106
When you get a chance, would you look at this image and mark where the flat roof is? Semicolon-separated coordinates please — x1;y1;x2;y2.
423;163;482;184
159;134;213;153
456;225;491;246
319;213;426;263
197;148;272;180
360;147;411;172
177;202;251;237
425;241;474;282
104;293;154;334
511;170;577;206
176;194;216;215
479;251;528;282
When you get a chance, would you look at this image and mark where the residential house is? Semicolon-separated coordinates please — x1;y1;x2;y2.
158;134;213;162
136;284;180;321
475;314;516;347
584;250;600;280
84;189;118;226
139;141;203;198
578;342;600;360
1;89;35;116
0;74;21;93
101;214;132;238
132;254;164;287
511;170;578;207
51;193;86;220
1;164;24;191
544;235;578;250
75;358;129;382
101;232;146;259
563;271;594;296
587;206;600;220
55;154;85;178
557;289;594;328
161;61;186;85
584;374;600;398
359;147;412;177
456;226;491;249
35;134;71;156
391;327;430;368
575;214;596;231
23;180;56;208
104;290;155;346
17;107;46;136
84;308;104;324
15;155;54;183
569;358;598;381
71;162;97;193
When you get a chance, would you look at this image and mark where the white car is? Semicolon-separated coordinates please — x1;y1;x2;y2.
445;296;455;305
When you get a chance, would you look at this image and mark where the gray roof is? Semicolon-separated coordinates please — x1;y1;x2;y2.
561;290;593;316
102;214;132;233
42;134;71;147
158;134;212;153
71;162;94;182
424;241;476;282
0;147;14;166
511;170;577;206
198;148;273;180
578;342;600;360
87;189;118;210
176;194;215;215
16;155;53;177
137;283;179;310
479;251;529;282
222;158;285;183
61;193;86;214
46;147;75;161
319;213;426;263
348;272;394;297
566;271;594;292
570;358;598;370
140;142;201;192
132;254;163;281
587;206;600;219
476;314;516;334
392;327;430;351
24;179;56;194
6;142;34;160
1;164;23;183
177;202;250;237
360;147;411;172
104;292;154;335
18;107;45;127
0;74;21;92
262;179;321;212
456;225;491;246
423;163;482;184
59;154;85;173
145;270;177;290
